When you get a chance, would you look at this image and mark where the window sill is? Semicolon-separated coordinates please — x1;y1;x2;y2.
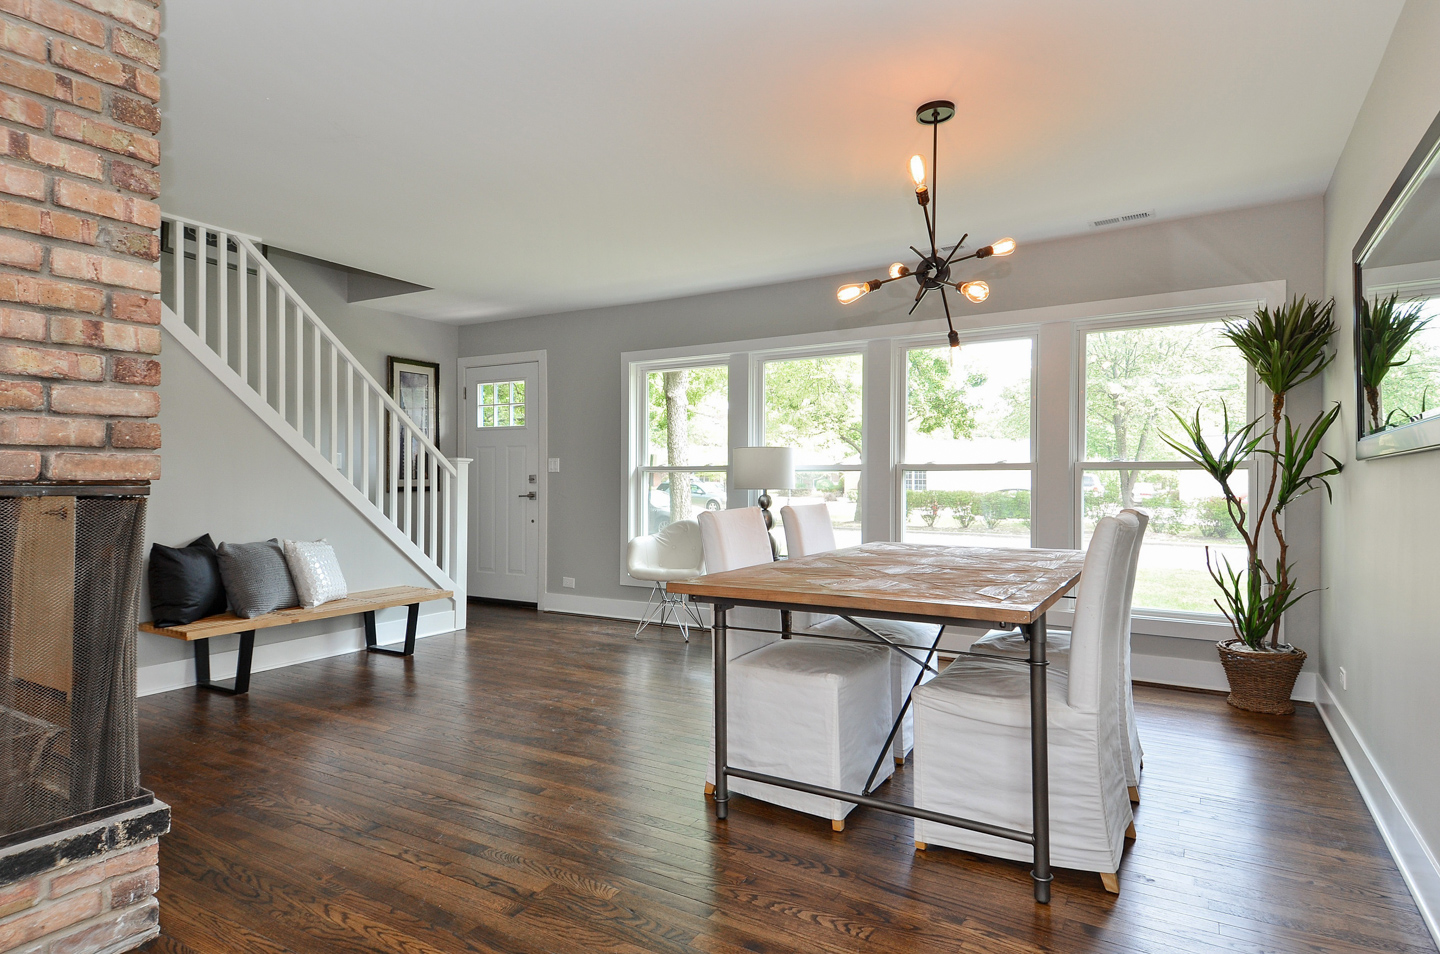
1045;606;1232;642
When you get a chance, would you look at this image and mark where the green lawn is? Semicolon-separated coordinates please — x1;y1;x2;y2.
1133;569;1226;614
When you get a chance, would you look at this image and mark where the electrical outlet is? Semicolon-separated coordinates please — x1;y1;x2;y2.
562;576;575;589
548;458;561;472
1339;666;1347;690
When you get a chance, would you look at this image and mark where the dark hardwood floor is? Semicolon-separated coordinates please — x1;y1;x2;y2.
137;606;1435;954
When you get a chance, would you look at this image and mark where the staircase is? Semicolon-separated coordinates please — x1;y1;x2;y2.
158;213;468;618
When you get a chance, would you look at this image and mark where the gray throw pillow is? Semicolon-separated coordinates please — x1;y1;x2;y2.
216;539;300;618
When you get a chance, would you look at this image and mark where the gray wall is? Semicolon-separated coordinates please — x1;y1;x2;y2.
458;196;1326;674
1321;0;1440;879
267;250;461;457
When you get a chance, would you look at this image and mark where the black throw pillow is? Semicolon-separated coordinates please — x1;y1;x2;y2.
148;533;228;626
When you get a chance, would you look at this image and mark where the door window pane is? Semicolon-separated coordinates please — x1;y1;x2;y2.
644;470;728;534
770;473;862;555
1081;468;1248;613
902;470;1031;548
646;367;728;467
906;338;1032;464
478;379;525;428
1084;321;1247;465
763;354;863;466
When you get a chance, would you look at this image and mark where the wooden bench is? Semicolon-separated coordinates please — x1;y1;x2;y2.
139;585;453;694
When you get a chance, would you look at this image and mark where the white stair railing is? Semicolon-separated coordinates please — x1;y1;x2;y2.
159;214;468;604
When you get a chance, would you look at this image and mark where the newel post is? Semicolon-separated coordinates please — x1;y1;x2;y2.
451;458;471;627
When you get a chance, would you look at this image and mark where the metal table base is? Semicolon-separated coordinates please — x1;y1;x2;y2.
707;599;1053;904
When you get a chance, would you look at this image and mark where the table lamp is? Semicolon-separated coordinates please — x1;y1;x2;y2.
731;446;796;540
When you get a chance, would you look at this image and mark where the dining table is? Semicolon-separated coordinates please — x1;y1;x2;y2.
669;541;1087;904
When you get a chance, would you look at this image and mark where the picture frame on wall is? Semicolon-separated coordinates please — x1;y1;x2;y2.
386;356;440;490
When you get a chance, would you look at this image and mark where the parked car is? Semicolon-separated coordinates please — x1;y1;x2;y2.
1081;473;1102;496
656;479;725;511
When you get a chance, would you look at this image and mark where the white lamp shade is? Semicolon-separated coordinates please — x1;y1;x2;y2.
731;446;796;491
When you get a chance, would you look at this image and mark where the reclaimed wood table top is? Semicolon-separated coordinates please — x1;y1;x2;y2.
669;542;1085;625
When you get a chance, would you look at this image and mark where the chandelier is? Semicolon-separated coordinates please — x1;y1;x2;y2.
836;100;1015;347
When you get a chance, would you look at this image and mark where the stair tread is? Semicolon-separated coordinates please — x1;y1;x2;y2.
140;585;453;640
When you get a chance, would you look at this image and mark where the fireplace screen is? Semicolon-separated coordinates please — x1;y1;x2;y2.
0;492;148;844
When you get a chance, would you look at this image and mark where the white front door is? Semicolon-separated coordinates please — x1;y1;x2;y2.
466;362;539;603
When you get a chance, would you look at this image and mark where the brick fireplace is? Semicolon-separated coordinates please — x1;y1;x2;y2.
0;0;166;951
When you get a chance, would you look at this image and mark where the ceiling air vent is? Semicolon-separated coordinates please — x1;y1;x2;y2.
1091;210;1154;229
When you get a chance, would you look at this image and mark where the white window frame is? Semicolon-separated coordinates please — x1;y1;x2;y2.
624;354;733;580
618;280;1288;639
1069;305;1265;635
754;345;867;541
893;328;1040;547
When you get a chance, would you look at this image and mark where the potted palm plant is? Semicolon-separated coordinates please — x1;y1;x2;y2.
1358;292;1431;434
1163;297;1342;714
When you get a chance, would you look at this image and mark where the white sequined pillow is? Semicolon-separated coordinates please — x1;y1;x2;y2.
282;539;348;608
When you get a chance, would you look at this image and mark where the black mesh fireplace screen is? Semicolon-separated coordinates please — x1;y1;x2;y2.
0;491;148;843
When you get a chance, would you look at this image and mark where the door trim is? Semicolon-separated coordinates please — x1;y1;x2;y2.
458;350;549;611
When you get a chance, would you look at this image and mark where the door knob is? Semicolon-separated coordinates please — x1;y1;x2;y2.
519;491;537;499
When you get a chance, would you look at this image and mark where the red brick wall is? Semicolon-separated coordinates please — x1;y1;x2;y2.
0;841;160;952
0;0;159;484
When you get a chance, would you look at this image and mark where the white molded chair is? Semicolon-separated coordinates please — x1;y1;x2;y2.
626;519;705;641
911;512;1140;893
781;502;940;765
699;506;895;828
969;509;1149;799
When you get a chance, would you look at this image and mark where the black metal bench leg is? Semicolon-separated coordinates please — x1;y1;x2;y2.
194;632;255;695
365;604;419;657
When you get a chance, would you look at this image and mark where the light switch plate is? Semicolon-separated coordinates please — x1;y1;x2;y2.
548;458;561;472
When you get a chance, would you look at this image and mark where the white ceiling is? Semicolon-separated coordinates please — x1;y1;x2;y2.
159;0;1404;324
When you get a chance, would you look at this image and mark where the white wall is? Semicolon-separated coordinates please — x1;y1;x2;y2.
457;196;1325;679
1320;0;1440;937
139;256;462;694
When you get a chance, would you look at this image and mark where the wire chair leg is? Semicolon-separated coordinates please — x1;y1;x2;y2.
634;583;664;639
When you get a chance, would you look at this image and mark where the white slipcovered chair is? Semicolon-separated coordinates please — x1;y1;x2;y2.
968;509;1149;799
780;502;941;765
626;519;705;641
911;512;1140;893
699;506;895;829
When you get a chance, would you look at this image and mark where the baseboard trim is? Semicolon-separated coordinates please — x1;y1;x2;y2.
136;610;458;697
542;591;713;627
1316;678;1440;947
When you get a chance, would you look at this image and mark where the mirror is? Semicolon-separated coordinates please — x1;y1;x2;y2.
1354;109;1440;458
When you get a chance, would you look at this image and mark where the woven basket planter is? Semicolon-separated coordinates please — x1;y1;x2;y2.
1216;640;1306;715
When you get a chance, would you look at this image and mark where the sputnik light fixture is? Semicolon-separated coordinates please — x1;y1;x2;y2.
836;100;1015;347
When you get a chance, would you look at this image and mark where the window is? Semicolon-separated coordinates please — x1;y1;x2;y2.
622;281;1282;635
477;380;525;427
639;365;728;534
902;337;1033;547
762;353;863;551
1080;319;1252;614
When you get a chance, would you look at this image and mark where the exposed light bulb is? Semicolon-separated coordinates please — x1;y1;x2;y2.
838;281;881;304
990;237;1016;257
960;280;989;303
888;262;910;280
910;155;926;189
